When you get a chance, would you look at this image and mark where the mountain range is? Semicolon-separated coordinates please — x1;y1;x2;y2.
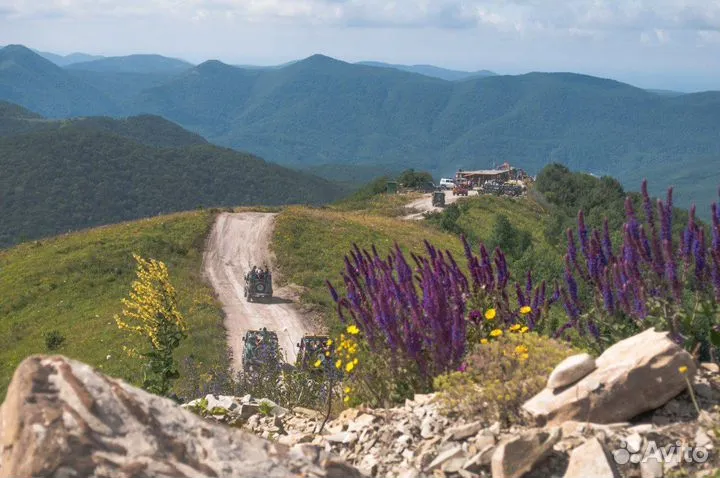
0;100;346;247
1;44;719;214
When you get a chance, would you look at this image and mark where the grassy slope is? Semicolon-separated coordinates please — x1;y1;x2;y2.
0;210;226;399
453;194;551;245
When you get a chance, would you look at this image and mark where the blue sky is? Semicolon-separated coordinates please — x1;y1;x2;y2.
1;0;719;91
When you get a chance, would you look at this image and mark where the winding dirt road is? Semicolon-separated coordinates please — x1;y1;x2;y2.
203;212;315;372
403;190;478;220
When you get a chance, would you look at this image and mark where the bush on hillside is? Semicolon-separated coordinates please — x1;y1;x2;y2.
397;169;434;189
487;214;532;258
115;254;187;396
434;331;577;426
44;330;66;351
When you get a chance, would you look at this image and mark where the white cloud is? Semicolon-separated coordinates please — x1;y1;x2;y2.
2;0;720;35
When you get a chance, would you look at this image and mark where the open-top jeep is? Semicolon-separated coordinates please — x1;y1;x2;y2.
244;266;273;302
242;328;281;371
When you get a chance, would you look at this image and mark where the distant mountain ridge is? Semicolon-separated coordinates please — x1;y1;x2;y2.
66;54;194;74
1;45;719;214
357;61;496;81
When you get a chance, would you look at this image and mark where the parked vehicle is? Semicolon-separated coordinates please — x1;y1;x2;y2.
244;266;273;302
481;180;525;197
432;191;446;207
453;185;469;196
242;328;281;371
439;178;455;190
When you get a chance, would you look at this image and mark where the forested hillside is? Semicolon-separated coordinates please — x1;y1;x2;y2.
0;105;346;247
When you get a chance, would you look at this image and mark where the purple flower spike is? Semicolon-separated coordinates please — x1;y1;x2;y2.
642;179;655;227
578;210;589;258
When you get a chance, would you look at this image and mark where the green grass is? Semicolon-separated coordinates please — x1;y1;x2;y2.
452;193;551;244
0;210;227;400
272;206;466;330
331;191;424;217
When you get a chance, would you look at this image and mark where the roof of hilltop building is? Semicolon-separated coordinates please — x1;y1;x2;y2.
457;169;514;176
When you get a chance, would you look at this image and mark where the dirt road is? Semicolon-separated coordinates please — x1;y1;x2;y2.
403;190;478;220
203;212;315;372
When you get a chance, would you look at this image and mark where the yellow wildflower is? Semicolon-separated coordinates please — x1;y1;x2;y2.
480;338;489;345
344;386;351;394
326;339;333;346
490;329;503;337
514;345;529;355
520;326;529;333
344;395;350;403
520;306;532;315
353;358;359;365
347;325;360;335
346;362;355;372
314;359;322;368
335;359;343;369
679;366;688;374
484;308;497;320
509;324;521;332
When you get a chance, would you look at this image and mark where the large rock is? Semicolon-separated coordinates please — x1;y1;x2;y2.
490;428;561;478
547;353;596;389
0;355;366;478
563;437;620;478
523;328;696;426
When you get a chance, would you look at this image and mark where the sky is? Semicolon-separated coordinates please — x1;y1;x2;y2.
1;0;719;91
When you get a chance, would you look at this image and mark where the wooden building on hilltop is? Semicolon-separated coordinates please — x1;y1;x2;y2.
455;162;523;187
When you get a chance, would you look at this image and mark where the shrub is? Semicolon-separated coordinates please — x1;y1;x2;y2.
488;214;532;259
44;330;66;351
397;169;434;189
115;254;187;396
434;331;578;427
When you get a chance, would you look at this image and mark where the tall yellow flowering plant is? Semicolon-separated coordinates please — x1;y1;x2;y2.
115;254;187;396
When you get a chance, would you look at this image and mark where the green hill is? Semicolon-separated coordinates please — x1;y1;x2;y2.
0;106;346;247
2;46;720;211
0;104;208;147
0;210;228;400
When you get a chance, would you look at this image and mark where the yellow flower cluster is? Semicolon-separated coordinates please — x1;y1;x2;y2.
514;344;529;361
316;324;362;404
115;254;186;352
480;307;531;344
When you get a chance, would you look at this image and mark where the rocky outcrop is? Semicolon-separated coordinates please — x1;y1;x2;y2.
523;328;696;426
2;326;719;478
0;355;365;478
